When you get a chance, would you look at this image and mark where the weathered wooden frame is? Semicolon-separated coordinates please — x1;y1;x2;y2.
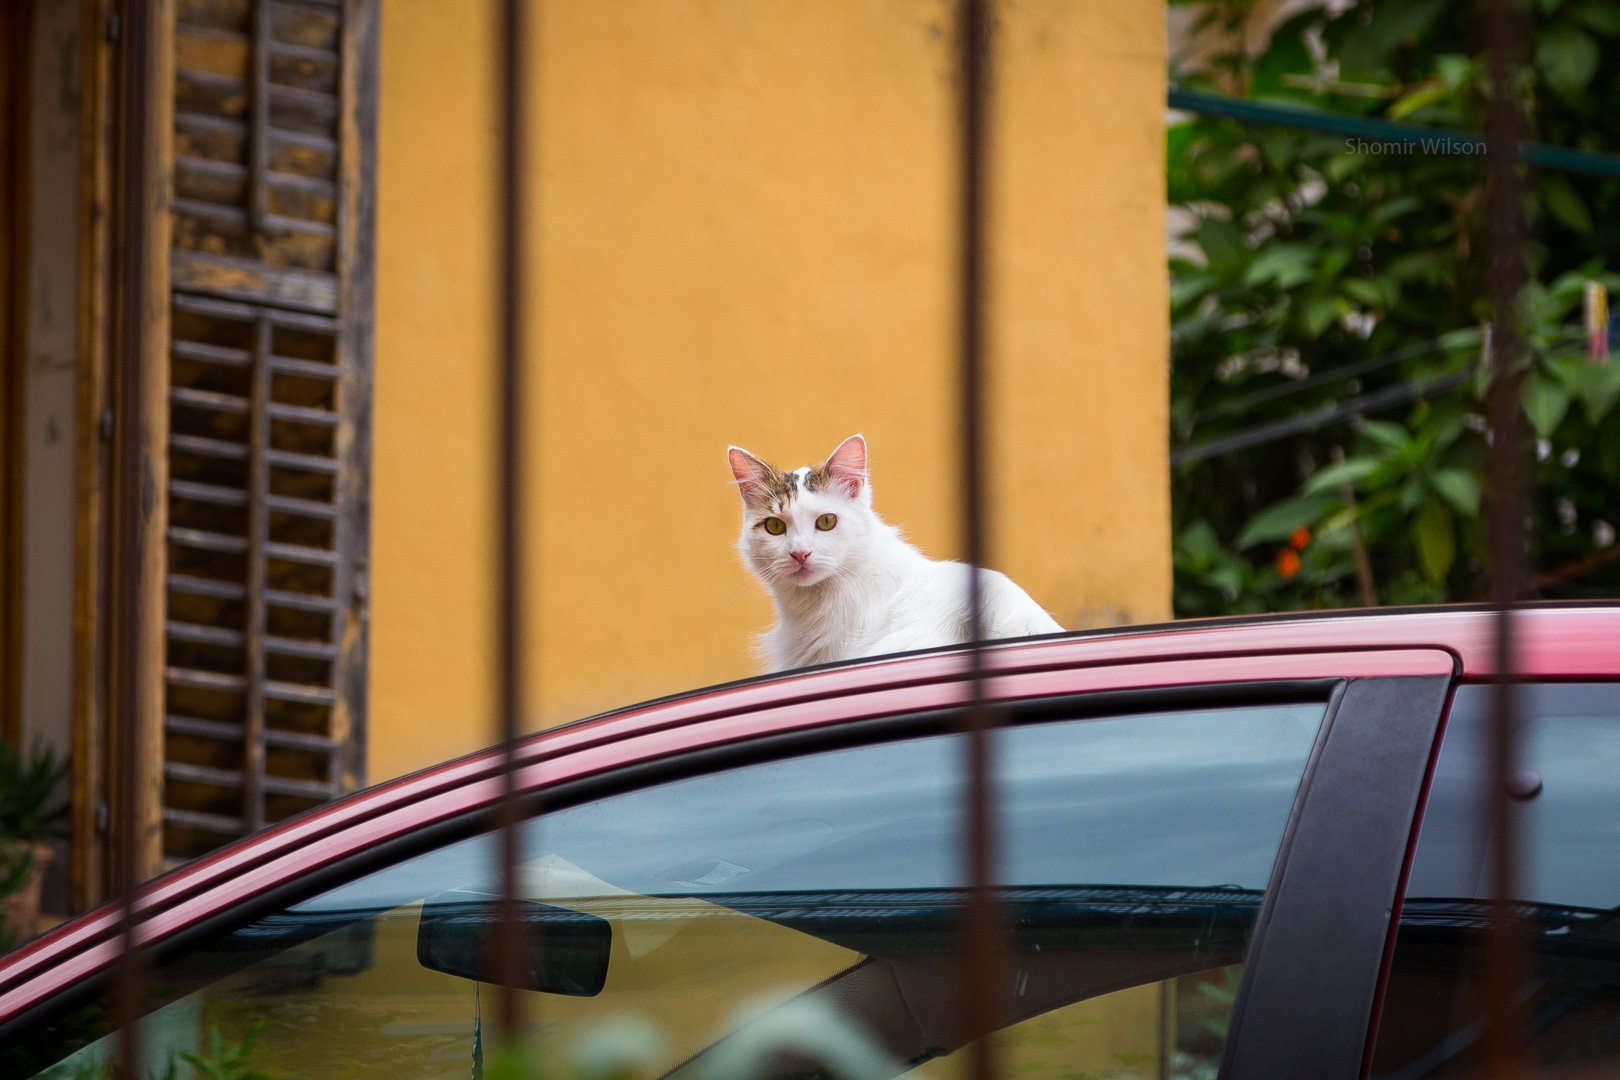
0;0;32;753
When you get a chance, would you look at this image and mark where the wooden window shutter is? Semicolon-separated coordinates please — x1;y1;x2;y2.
160;0;374;863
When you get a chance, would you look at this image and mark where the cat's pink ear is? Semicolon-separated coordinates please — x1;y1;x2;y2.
823;434;867;498
728;446;771;506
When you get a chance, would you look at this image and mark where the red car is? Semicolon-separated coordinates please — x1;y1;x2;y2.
1;606;1618;1080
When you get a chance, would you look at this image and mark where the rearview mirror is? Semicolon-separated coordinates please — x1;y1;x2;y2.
416;888;612;996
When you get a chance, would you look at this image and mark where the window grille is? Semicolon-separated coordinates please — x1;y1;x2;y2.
160;0;372;863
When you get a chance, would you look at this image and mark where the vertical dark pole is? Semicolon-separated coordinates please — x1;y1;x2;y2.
112;0;153;1073
248;0;270;236
1482;0;1528;1076
495;0;528;1051
244;317;270;834
956;3;1001;1080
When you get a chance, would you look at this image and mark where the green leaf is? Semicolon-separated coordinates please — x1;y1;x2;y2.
1521;368;1572;437
1388;83;1449;119
1548;266;1620;300
1400;473;1428;513
1437;326;1487;352
1387;250;1450;286
1361;419;1411;451
1430;468;1483;517
1236;496;1341;549
1314;506;1361;547
1249;11;1319;97
1174;520;1223;569
1435;53;1474;89
1543;272;1620;331
1171;272;1218;309
1302;294;1349;337
1412;501;1457;583
1326;150;1365;182
1317;246;1352;284
0;738;70;841
1243;244;1317;290
1303;457;1380;495
1570;0;1620;34
1581;363;1620;425
1208;564;1245;599
1339;0;1449;76
1196;217;1248;271
1537;23;1601;101
1429;409;1469;453
1369;197;1420;228
1541;175;1594;234
1550;351;1620;424
1341;276;1398;309
1339;279;1381;308
1520;279;1561;332
1166;120;1200;160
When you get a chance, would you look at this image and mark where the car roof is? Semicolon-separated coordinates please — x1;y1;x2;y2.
2;603;1617;1024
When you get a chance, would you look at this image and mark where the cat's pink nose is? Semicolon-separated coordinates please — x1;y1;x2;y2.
790;550;811;567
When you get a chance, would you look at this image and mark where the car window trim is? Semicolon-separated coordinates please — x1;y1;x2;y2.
1219;674;1453;1080
1356;679;1456;1079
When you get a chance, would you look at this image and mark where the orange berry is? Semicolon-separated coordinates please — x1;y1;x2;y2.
1289;527;1311;550
1276;548;1302;579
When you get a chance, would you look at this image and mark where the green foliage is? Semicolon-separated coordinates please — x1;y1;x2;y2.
1196;967;1242;1040
1537;23;1601;101
0;1002;108;1078
1171;0;1620;614
63;1058;112;1080
37;1021;284;1080
0;735;63;954
1236;496;1341;549
0;737;70;844
486;1042;543;1080
0;844;33;953
174;1022;282;1080
1173;521;1271;615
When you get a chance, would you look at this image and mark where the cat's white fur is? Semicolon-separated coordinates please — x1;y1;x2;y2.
728;434;1064;672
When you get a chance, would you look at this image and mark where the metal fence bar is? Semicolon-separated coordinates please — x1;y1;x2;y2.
494;0;529;1052
1483;0;1530;1074
956;3;1002;1080
248;0;271;236
112;0;155;1071
244;317;271;834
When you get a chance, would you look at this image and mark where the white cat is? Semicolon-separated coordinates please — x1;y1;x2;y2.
727;434;1065;672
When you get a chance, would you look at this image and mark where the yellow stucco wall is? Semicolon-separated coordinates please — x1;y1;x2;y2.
370;0;1168;783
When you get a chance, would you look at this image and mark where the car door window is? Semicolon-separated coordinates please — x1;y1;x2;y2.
1371;684;1620;1080
22;700;1325;1080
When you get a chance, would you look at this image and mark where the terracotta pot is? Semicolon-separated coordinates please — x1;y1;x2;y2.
1;843;54;943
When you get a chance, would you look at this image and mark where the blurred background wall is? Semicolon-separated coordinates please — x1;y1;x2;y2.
0;0;1170;903
369;0;1169;781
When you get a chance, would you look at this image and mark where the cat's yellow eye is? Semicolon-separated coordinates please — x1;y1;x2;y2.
816;513;838;531
762;517;787;536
